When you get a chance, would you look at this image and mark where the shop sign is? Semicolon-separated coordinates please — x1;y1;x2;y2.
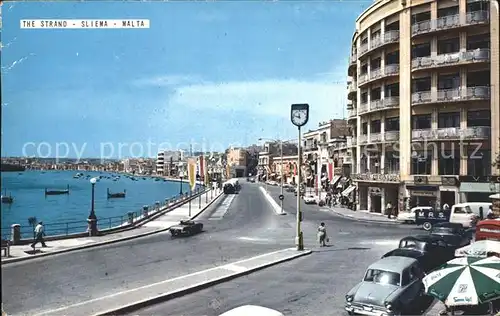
459;176;500;183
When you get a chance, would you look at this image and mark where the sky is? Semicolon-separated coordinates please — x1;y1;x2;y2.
1;0;371;159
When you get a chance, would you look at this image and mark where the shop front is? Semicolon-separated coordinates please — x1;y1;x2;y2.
406;185;440;209
459;176;500;203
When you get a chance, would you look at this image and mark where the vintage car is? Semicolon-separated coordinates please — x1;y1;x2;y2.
345;256;425;316
382;235;454;272
169;220;203;237
429;222;473;248
303;195;317;204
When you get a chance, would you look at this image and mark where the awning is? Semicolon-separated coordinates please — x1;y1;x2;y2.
265;166;271;174
331;175;341;187
342;185;356;197
459;182;495;193
490;193;500;199
455;240;500;258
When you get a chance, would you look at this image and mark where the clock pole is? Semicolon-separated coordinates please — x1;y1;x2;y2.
296;126;304;251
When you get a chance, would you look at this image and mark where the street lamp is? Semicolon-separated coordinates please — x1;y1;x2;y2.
179;163;184;195
259;137;288;215
87;177;98;236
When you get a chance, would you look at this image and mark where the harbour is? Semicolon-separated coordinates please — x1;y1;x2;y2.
1;170;192;238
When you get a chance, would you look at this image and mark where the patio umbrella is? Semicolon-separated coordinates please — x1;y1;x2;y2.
455;240;500;258
423;256;500;306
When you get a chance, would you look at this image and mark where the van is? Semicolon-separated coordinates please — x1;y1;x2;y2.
449;203;478;228
461;202;492;220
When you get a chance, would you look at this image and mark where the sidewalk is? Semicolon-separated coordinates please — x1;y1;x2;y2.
325;206;400;224
1;189;224;263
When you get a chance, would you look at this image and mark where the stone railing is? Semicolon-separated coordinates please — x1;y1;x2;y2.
411;10;489;36
411;126;491;141
411;48;490;70
352;173;401;183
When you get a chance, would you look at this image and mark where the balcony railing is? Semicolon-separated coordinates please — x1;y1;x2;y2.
369;133;382;143
411;49;490;70
359;43;369;55
358;135;368;144
385;64;399;76
411;86;490;105
370;68;383;80
352;173;401;183
369;96;399;112
411;10;489;36
348;81;357;94
347;136;356;147
358;73;369;85
359;31;400;58
347;100;354;109
411;126;491;141
384;30;400;44
384;131;400;142
347;109;357;118
350;53;357;65
358;103;369;114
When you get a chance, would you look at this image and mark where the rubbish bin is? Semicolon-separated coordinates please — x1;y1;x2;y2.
142;205;149;217
127;212;135;224
10;224;21;245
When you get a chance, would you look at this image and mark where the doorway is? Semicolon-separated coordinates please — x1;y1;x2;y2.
440;191;456;207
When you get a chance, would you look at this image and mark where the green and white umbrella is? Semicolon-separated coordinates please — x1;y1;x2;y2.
423;256;500;306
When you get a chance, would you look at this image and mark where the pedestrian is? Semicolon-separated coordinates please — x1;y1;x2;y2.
487;206;495;219
31;221;47;249
317;222;328;247
386;201;393;219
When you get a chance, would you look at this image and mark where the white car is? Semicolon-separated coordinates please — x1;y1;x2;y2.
219;305;284;316
397;206;433;223
303;195;317;204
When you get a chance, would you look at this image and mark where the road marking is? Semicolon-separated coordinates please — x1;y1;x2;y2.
32;248;298;316
223;264;247;273
258;187;284;215
238;237;272;242
359;239;399;246
209;195;235;220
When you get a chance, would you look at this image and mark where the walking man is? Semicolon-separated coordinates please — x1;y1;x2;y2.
31;221;47;249
317;222;328;247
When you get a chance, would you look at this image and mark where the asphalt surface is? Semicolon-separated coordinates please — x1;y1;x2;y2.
2;182;288;316
128;183;433;316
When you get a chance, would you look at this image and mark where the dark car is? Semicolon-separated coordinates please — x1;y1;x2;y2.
169;220;203;237
429;222;473;248
382;235;454;272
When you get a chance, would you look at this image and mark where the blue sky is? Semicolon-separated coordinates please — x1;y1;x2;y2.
1;1;369;159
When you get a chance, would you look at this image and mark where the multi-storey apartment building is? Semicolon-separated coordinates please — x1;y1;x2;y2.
258;141;298;181
346;0;499;213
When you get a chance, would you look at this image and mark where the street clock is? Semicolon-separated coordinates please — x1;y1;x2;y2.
290;103;309;127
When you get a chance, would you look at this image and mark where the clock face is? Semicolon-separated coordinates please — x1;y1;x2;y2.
292;109;308;126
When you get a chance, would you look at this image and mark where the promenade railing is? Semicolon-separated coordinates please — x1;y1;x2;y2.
1;186;213;241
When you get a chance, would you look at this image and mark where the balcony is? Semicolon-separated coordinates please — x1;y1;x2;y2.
347;109;357;119
411;10;489;36
358;64;399;87
369;133;382;143
359;73;369;85
349;53;357;65
348;80;357;94
358;31;400;58
411;126;491;141
347;136;357;147
304;145;319;152
359;43;369;56
358;134;368;144
347;100;354;110
358;102;369;114
384;131;400;142
352;173;401;183
411;49;490;71
411;86;490;106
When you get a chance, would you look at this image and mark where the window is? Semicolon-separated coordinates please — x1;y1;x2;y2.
467;149;491;177
361;92;368;104
361;63;368;74
386;21;399;31
364;269;401;286
385;83;400;97
412;77;431;92
453;206;468;214
412;43;431;58
412;11;431;23
386;51;399;65
438;6;458;17
438;38;460;54
412;114;432;129
467;33;490;50
467;1;489;13
401;270;410;286
371;120;381;133
467;110;491;127
386;117;400;131
439;150;460;175
438;112;460;128
371;87;381;100
467;70;490;87
412;151;432;174
438;73;460;90
385;151;400;173
371;58;381;70
362;122;368;134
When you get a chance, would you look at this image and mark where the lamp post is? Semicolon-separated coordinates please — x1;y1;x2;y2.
87;177;98;236
179;164;184;195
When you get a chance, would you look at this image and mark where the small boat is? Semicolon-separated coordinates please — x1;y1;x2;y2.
107;188;126;199
45;185;70;195
1;189;13;204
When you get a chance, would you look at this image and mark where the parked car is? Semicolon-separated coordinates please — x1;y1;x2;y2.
345;256;425;316
429;222;473;248
303;195;316;204
397;206;432;224
382;235;454;272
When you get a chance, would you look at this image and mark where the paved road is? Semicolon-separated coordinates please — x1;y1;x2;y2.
2;183;286;316
127;192;431;316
